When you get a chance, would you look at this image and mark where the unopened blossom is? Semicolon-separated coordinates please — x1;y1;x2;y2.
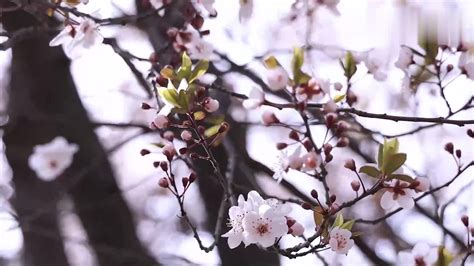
397;243;438;266
289;222;304;236
239;0;253;22
380;180;416;210
301;151;321;170
324;99;338;113
49;19;103;58
203;97;220;112
395;47;414;70
329;227;354;254
266;66;289;91
243;87;265;109
153;114;169;129
242;204;288;247
28;136;79;181
180;130;193;141
162;143;176;158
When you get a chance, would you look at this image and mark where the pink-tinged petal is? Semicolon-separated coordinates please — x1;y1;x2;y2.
228;206;244;220
397;194;414;209
414;177;430;192
243;99;261;110
425;247;439;264
290;223;304;236
329;238;339;252
380;191;396;210
412;242;430;257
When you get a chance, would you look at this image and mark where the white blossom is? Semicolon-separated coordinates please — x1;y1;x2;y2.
222;205;248;249
397;243;438;266
295;78;330;102
242;204;288;247
239;0;253;22
186;38;214;60
243;87;265;109
329;227;354;254
363;52;387;81
380;180;416;210
28;136;79;181
266;66;289;91
395;47;414;70
271;146;304;182
49;19;103;58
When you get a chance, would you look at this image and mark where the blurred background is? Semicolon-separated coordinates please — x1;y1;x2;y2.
0;0;473;265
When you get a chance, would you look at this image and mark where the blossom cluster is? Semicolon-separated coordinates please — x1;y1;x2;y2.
222;191;303;249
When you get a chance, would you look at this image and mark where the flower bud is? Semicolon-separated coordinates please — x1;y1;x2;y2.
203;97;220;113
156;76;168;87
325;154;333;163
153;161;160;168
290;222;304;236
336;121;350;134
446;64;454;72
311;189;318;199
461;215;469;227
351;180;360;191
189;173;197;183
336;137;349;147
191;15;204;30
347;91;357;106
261;111;280;126
182;177;189;188
289;130;299;141
149;52;158;64
162;143;176;160
153;115;169;129
323;143;333;155
158;178;169;188
444;142;454;154
456;149;462;158
302;138;313;151
467;129;474;138
179;147;188;155
323;100;338;114
160;161;168;172
181;130;193;141
286;218;296;228
324;113;338;128
141;102;152;110
276;143;288;150
330;194;337;203
163;131;174;141
266;66;289;91
301;202;312;210
344;159;356;171
334;82;343;91
140;149;150;156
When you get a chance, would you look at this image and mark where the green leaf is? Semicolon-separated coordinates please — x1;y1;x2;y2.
340;220;355;231
359;165;380;178
333;212;344;228
160;66;175;79
177;52;192;80
264;56;280;69
188;60;209;83
377;143;383;168
291;47;311;85
435;246;453;266
389;174;414;183
160;89;181;108
418;19;439;65
381;138;400;171
382;153;406;175
204;124;221;138
342;52;357;79
193;111;206;121
351;231;363;237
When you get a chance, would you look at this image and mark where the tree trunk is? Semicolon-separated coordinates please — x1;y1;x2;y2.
1;4;158;266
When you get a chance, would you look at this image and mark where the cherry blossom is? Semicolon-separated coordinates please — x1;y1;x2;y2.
271;146;304;182
329;227;354;254
380;180;416;210
172;26;214;60
397;243;438;266
49;19;103;58
266;66;289;91
239;0;253;22
363;52;387;81
242;204;288;248
186;38;214;60
295;78;330;102
395;47;414;70
28;136;79;181
243;87;265;109
289;222;304;237
222;205;248;249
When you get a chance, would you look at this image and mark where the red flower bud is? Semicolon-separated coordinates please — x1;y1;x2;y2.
325;154;333;163
344;159;356;171
189;173;197;183
467;129;474;138
182;177;189;188
444;142;454;154
301;202;312;210
153;161;160;168
289;130;299;141
158;178;169;188
276;143;288;150
140;149;151;156
311;189;318;199
141;102;152;110
323;143;333;155
455;149;462;158
336;137;349;148
191;15;204;30
461;215;469;227
330;194;336;203
160;161;168;172
351;180;360;191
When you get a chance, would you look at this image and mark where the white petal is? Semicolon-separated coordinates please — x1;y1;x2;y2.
242;99;261;110
380;191;396;210
227;232;243;249
397;194;414;209
258;235;276;248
